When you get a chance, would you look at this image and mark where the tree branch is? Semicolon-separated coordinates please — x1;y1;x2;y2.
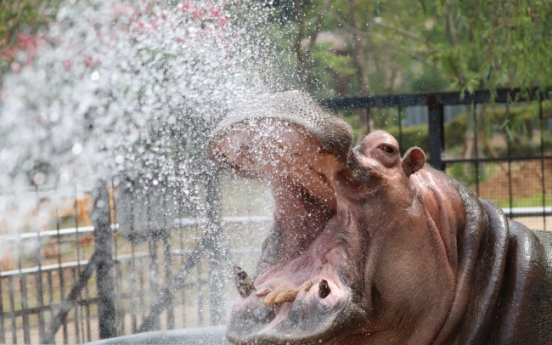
369;19;446;56
293;0;307;87
345;0;371;139
306;0;333;58
445;0;458;47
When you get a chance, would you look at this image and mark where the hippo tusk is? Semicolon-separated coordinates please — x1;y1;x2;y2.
234;264;256;298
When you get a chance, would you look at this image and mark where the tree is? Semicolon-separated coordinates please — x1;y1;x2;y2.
0;0;63;76
264;0;552;147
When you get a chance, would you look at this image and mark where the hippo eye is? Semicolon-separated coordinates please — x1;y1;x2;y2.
378;145;394;154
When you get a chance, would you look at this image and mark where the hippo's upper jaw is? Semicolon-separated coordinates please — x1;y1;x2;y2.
207;91;457;345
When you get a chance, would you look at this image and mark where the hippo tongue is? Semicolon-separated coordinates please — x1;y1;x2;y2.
207;92;366;344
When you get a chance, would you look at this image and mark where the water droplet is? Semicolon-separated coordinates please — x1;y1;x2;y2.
59;172;71;184
72;143;82;155
91;71;100;81
0;149;9;161
33;173;45;185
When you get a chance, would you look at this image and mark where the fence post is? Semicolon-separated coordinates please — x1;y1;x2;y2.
427;94;445;171
92;180;117;339
205;168;225;325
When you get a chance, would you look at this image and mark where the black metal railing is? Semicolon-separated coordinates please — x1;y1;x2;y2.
320;87;552;170
321;87;552;227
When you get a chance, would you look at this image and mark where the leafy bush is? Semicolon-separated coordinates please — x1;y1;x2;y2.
387;125;429;154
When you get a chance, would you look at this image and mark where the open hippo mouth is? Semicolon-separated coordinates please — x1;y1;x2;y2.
207;91;368;344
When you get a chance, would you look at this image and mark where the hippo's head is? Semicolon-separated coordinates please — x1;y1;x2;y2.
207;91;457;344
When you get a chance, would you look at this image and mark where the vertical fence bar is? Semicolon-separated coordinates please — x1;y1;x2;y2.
0;272;4;344
34;186;46;343
163;200;174;330
472;103;480;195
110;181;125;336
72;187;82;344
9;276;16;344
147;191;160;331
20;273;30;344
47;271;54;339
72;268;80;343
205;169;225;326
148;239;159;330
397;106;404;155
428;94;445;171
178;189;186;329
130;256;137;333
54;200;68;345
139;257;145;325
539;98;547;230
505;103;514;218
197;261;204;327
129;187;137;334
84;277;91;342
92;180;117;339
115;260;124;335
164;237;174;329
14;201;28;344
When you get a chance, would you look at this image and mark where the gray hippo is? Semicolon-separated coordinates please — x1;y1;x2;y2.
207;91;552;345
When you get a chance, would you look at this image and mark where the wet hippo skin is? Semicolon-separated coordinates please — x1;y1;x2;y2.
207;91;552;345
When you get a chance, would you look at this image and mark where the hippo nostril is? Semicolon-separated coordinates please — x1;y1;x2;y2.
319;279;331;299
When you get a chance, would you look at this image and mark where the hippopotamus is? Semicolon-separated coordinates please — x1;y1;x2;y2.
207;91;552;345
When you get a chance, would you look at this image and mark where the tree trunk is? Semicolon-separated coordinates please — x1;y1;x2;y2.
346;0;371;141
293;0;307;88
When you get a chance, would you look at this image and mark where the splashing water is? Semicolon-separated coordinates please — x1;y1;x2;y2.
0;0;283;239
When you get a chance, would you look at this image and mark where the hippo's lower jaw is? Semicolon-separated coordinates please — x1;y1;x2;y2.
227;268;368;345
227;204;368;344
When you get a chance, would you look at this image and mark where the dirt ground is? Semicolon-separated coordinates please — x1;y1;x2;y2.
476;159;552;203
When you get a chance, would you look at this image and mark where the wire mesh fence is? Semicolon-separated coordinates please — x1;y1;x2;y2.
0;176;271;344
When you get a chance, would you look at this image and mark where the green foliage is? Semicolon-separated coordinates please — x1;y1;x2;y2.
495;192;552;208
260;0;552;100
387;125;430;153
386;101;552;159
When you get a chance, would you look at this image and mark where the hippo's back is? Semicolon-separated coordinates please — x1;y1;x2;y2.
534;229;552;269
492;222;552;345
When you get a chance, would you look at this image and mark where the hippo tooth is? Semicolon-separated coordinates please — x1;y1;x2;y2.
256;288;271;297
233;264;255;298
319;279;331;299
262;293;276;306
302;280;313;291
263;287;289;305
274;289;300;304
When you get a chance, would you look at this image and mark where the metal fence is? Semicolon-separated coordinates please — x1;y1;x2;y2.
0;176;271;344
0;87;550;344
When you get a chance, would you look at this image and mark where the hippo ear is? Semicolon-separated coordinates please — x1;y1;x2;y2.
402;147;426;177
